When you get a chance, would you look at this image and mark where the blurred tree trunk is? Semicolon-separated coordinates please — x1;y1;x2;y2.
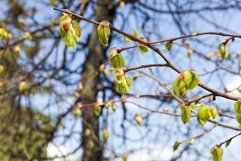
80;1;116;161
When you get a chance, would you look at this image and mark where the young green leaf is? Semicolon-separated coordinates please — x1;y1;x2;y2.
234;100;241;114
187;48;193;58
94;104;102;116
235;114;241;124
0;28;8;39
122;153;128;161
197;104;210;126
84;129;91;136
211;146;223;161
218;43;229;59
132;29;138;38
180;105;191;124
59;14;81;48
50;0;55;6
87;140;94;149
19;81;29;92
115;74;132;94
109;48;125;68
24;32;32;40
172;77;187;97
182;70;200;90
138;37;149;53
73;105;81;116
124;29;138;43
111;104;117;112
173;140;182;151
102;129;109;140
165;41;173;51
210;106;218;119
97;20;110;46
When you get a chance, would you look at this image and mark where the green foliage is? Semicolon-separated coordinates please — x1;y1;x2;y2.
111;104;117;112
180;105;191;124
115;72;132;94
87;140;94;149
211;146;223;161
173;140;182;151
73;105;81;116
197;104;210;126
172;70;200;97
50;0;55;6
187;48;193;58
0;104;53;161
0;28;8;39
138;38;149;53
109;48;125;68
210;106;218;119
218;43;229;59
122;153;128;161
172;76;187;96
182;70;200;90
97;20;110;46
234;100;241;124
59;14;81;48
102;129;109;140
124;29;139;42
18;81;29;92
24;32;32;40
84;129;91;136
165;41;173;51
108;49;132;94
94;104;102;116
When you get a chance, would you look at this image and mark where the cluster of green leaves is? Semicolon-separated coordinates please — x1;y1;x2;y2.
173;70;200;97
196;104;217;126
109;48;132;94
59;14;81;48
180;103;217;126
0;28;12;39
234;100;241;126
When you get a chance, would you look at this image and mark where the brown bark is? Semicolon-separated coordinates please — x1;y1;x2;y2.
80;1;116;161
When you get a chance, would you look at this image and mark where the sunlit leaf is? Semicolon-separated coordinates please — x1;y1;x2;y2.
197;104;210;126
165;41;173;51
94;104;102;116
211;146;223;161
180;105;191;124
59;14;81;48
109;48;125;68
97;20;110;46
210;106;218;119
172;77;187;97
182;70;200;90
115;74;132;94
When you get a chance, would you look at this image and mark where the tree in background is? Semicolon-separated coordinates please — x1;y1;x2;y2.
0;0;241;161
